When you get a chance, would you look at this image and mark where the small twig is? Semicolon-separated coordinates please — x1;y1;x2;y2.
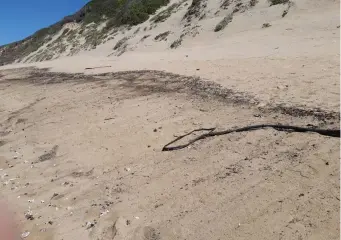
104;117;115;121
287;169;309;178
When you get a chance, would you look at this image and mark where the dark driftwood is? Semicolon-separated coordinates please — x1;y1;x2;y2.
85;65;111;70
162;124;340;151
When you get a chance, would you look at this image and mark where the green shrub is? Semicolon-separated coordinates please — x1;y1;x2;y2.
61;28;70;36
170;38;182;49
113;36;129;50
249;0;258;7
268;0;288;6
150;2;182;23
141;35;150;41
262;23;271;28
119;0;170;26
220;0;231;9
214;13;233;32
183;0;206;21
154;31;171;41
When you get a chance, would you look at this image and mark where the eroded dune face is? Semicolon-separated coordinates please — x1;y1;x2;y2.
1;0;338;63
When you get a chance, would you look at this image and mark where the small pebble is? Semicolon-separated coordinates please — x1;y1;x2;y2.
85;221;95;229
100;209;109;217
25;214;34;221
21;231;30;238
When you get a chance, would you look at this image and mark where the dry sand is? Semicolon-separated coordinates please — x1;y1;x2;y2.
0;0;340;239
0;67;339;240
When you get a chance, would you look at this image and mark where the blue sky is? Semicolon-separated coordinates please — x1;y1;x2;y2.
0;0;89;46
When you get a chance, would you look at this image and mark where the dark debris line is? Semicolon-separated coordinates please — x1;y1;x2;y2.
0;67;339;122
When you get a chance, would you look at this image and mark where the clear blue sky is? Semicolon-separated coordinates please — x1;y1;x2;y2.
0;0;89;46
